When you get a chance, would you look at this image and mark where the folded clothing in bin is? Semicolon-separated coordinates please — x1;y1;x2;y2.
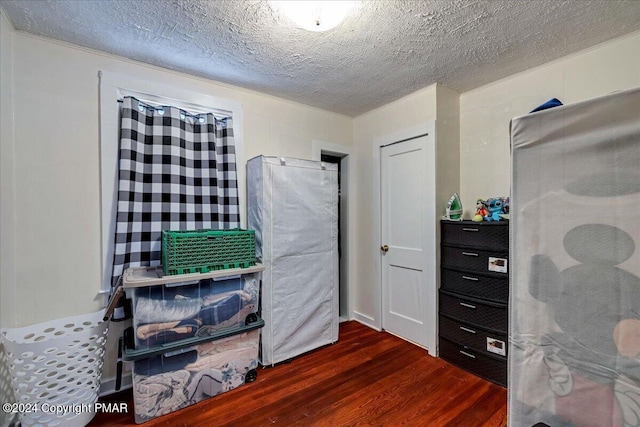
132;276;258;349
132;329;260;423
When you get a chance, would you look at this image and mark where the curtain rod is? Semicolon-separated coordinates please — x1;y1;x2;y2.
117;97;232;122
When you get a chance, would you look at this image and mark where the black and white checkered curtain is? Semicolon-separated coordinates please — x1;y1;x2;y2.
111;96;240;286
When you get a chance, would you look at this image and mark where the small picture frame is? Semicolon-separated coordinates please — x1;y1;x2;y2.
488;256;508;273
487;337;506;356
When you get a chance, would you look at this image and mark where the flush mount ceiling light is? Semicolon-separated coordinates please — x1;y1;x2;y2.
270;1;356;32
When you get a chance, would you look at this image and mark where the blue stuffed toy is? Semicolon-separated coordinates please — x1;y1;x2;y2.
484;198;504;221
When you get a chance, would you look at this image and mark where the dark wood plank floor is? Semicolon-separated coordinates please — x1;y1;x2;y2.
90;321;507;426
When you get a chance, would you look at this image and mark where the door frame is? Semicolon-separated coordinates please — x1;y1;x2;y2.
312;140;354;322
372;122;437;355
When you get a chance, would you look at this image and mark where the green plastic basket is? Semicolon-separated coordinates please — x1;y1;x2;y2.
161;229;256;275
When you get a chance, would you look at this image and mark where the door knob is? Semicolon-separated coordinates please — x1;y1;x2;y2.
381;244;389;252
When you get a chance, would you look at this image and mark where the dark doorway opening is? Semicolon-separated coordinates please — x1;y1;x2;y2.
321;153;346;319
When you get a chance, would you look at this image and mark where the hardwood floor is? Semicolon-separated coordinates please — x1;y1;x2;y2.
90;321;507;426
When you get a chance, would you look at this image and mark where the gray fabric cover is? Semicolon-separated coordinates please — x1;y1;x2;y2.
509;87;640;426
247;156;339;366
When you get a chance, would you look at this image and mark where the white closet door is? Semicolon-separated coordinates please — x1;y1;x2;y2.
380;135;433;349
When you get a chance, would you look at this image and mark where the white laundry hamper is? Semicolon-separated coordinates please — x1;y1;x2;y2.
0;310;109;427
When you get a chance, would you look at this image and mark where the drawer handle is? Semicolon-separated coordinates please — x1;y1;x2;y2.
460;302;476;309
460;350;476;359
462;228;479;232
459;326;477;334
462;252;479;257
462;276;479;282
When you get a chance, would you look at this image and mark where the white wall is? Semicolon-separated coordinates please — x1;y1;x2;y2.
0;11;16;329
352;85;438;327
460;31;640;217
435;86;461;220
1;10;18;423
0;24;353;388
351;84;460;337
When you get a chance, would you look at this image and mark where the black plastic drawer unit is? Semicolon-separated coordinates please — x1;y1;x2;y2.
439;337;507;387
440;221;509;251
439;220;509;387
440;268;509;303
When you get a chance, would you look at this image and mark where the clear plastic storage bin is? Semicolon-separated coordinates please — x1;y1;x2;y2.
124;266;262;351
126;325;262;423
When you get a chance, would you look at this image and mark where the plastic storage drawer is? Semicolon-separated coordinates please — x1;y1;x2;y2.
125;268;261;351
441;245;508;275
439;314;508;358
440;268;509;303
125;323;263;424
441;221;509;250
439;290;508;333
439;336;507;386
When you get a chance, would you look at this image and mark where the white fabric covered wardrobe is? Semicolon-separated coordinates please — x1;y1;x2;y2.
247;156;339;366
509;87;640;426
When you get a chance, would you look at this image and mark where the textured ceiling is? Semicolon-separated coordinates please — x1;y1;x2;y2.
2;0;640;116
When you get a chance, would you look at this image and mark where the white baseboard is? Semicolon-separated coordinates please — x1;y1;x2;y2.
352;311;381;331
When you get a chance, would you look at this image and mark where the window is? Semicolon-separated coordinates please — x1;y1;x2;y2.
98;71;245;299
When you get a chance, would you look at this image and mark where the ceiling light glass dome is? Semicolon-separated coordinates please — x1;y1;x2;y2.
270;1;356;32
